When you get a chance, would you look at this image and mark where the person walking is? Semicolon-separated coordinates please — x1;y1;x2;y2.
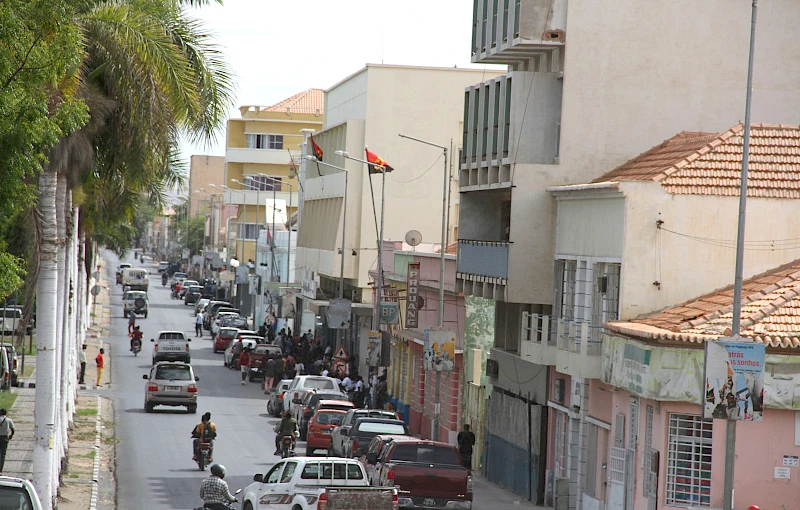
457;424;476;470
78;344;87;384
0;409;15;472
195;311;204;338
263;357;275;394
238;348;251;385
96;348;105;387
127;311;136;334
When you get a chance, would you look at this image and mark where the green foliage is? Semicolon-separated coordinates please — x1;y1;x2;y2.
0;252;26;300
175;216;206;258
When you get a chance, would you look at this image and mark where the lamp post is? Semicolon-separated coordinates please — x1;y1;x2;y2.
232;178;260;264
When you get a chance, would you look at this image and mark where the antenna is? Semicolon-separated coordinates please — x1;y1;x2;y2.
405;230;422;251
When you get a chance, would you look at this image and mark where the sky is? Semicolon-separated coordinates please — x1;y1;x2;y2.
180;0;502;161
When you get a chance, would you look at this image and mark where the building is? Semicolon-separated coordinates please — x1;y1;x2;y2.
188;155;224;215
224;89;323;268
457;0;800;502
535;124;800;509
295;64;504;366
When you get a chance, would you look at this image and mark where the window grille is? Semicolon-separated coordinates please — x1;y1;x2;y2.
245;134;283;150
560;260;577;321
238;223;261;240
666;414;712;507
244;174;281;191
590;262;620;347
554;411;567;478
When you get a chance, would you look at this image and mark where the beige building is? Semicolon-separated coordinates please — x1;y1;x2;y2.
188;155;225;216
224;89;323;266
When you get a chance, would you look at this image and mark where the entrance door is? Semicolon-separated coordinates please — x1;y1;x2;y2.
608;447;626;510
626;399;639;510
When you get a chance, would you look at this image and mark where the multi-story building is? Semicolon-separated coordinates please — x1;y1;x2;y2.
295;64;504;370
224;89;323;269
188;155;224;215
457;0;800;503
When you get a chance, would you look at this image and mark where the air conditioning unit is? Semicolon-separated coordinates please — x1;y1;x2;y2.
485;358;499;379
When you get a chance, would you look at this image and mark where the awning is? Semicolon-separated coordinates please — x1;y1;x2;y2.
303;298;373;309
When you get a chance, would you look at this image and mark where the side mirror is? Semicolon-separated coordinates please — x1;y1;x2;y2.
150;339;155;342
340;428;349;437
234;488;242;495
366;452;378;464
142;374;148;380
253;474;263;483
194;376;200;381
187;338;192;342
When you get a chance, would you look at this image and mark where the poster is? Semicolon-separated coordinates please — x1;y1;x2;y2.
424;330;456;372
367;331;382;367
703;341;765;421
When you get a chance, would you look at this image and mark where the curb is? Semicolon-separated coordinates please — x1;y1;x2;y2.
89;395;102;510
17;381;35;389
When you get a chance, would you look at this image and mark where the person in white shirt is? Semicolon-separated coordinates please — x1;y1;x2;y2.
354;376;365;407
321;368;329;377
0;409;15;472
195;311;204;338
79;344;87;384
294;361;304;377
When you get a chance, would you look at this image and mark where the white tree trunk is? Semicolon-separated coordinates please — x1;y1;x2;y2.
52;175;66;491
34;170;58;510
59;192;73;448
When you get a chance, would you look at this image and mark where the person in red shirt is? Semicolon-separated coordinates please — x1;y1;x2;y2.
95;348;105;387
129;326;144;351
238;348;251;385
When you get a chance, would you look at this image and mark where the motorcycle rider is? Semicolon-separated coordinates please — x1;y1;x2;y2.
273;409;297;455
192;412;217;462
162;272;168;286
199;464;237;510
129;326;144;352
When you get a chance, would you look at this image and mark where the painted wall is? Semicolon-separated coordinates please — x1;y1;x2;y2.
555;195;625;258
188;155;225;215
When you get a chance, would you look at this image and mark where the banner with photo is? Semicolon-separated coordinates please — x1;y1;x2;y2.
424;330;456;372
703;341;765;421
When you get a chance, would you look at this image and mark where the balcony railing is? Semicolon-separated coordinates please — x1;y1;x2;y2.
521;313;603;357
456;240;509;280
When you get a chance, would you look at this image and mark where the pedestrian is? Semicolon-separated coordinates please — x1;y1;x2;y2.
238;348;251;385
263;357;275;394
96;348;105;387
354;376;365;408
457;424;476;471
273;357;285;389
127;311;136;333
78;344;87;384
0;408;15;472
195;311;204;338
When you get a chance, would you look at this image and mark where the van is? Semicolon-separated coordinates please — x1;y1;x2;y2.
121;268;149;291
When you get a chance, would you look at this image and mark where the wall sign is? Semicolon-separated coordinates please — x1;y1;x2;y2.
406;262;420;328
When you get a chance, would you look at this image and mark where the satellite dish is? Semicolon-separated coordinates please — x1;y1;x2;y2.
405;230;422;247
90;286;102;296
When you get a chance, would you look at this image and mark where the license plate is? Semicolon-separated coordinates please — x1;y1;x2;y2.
164;386;181;391
321;430;331;435
423;498;436;507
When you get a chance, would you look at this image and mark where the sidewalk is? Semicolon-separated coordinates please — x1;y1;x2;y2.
472;474;548;510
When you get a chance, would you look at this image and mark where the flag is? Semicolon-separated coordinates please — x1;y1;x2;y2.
310;136;323;161
365;148;394;174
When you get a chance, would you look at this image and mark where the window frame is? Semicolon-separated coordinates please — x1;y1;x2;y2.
665;413;713;507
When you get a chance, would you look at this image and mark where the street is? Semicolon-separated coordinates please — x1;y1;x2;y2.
106;252;287;509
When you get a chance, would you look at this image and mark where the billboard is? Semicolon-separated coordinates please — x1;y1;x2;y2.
424;330;456;372
703;340;765;421
367;331;382;367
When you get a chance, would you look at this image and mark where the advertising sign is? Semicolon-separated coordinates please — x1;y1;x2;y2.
379;302;400;325
367;331;382;367
406;263;420;328
424;330;456;372
703;340;765;421
326;298;352;329
301;278;317;300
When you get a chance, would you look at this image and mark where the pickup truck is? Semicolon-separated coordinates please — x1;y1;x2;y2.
369;438;473;510
241;457;394;510
151;330;191;364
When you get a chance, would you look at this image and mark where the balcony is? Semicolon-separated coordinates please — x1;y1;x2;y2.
223;189;297;210
226;147;301;165
520;313;602;379
472;0;566;66
456;240;508;300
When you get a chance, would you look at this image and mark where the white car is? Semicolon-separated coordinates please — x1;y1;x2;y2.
284;376;341;412
224;338;257;369
211;311;240;336
0;475;44;510
151;330;191;364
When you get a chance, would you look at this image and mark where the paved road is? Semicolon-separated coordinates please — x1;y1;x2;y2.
105;251;291;509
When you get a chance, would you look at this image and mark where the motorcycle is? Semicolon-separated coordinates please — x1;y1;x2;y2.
193;489;241;510
162;274;168;287
140;256;145;264
196;442;212;471
280;434;296;459
131;339;141;357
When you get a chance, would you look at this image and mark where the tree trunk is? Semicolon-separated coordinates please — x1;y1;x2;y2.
52;174;66;489
34;170;58;510
59;191;73;451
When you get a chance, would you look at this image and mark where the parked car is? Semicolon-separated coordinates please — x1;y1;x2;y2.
305;409;346;456
218;314;248;332
241;457;383;510
0;475;44;510
203;301;232;330
317;399;355;413
178;280;198;298
359;434;407;485
122;290;149;318
284;376;341;412
267;379;293;417
211;309;240;335
248;344;283;381
0;308;24;335
142;362;199;413
329;409;401;457
213;327;238;354
116;262;132;284
298;392;350;440
170;272;188;284
369;438;473;510
344;418;409;458
183;285;203;305
194;298;210;316
0;344;19;389
157;261;169;273
151;330;191;364
223;338;257;369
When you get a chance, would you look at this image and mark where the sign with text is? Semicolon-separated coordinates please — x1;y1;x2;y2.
424;330;456;372
380;302;400;324
703;340;765;421
367;331;382;367
406;262;420;328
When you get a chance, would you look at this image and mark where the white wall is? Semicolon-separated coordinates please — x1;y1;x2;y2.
324;69;368;127
555;196;625;259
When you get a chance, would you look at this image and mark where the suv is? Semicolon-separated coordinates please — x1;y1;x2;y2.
151;331;191;364
0;308;23;335
330;409;401;457
183;286;203;305
123;290;149;318
284;376;341;413
143;362;199;413
158;261;169;273
344;418;409;458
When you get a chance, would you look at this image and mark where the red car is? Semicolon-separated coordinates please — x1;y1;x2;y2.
305;408;346;456
213;327;238;353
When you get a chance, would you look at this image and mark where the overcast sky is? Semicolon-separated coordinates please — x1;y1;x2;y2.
181;0;502;161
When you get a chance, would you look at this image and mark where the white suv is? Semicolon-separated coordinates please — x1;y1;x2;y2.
283;376;341;412
151;330;191;364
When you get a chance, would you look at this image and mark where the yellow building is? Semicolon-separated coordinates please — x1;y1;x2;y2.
224;89;323;263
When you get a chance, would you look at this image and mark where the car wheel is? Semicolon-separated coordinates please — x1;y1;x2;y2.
267;400;274;415
188;405;197;414
145;402;153;413
306;447;314;456
243;503;254;510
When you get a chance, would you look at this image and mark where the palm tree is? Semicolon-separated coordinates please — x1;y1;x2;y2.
33;0;232;505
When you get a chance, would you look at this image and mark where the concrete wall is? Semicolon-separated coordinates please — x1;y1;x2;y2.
555;195;625;259
325;69;368;127
508;72;562;165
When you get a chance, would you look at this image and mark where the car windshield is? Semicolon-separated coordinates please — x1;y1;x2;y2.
154;366;192;381
390;444;461;465
219;328;238;338
305;379;335;390
312;394;346;406
0;486;35;509
316;412;345;426
355;422;406;435
158;332;184;340
174;273;187;279
189;286;202;291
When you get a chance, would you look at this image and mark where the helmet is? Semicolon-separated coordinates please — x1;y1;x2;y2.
210;464;226;478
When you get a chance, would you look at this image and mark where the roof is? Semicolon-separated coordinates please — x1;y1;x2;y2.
591;124;800;198
261;88;324;115
605;258;800;348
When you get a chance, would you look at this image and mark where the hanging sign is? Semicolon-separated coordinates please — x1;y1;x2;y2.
406;262;420;328
367;331;382;367
380;302;400;324
703;340;766;421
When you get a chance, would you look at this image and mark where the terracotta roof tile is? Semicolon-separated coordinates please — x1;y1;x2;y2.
261;88;324;115
605;258;800;349
592;124;800;198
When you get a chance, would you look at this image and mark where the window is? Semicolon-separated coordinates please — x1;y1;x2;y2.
245;134;283;150
301;462;320;479
390;444;461;466
666;414;712;507
280;461;297;483
154;366;192;381
356;422;407;435
558;260;577;321
244;174;281;191
333;462;347;479
238;223;261;240
347;463;364;479
265;462;284;483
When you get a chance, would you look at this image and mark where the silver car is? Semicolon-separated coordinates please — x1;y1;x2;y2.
143;362;198;413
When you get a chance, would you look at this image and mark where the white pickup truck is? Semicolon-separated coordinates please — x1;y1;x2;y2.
151;330;191;364
241;457;396;510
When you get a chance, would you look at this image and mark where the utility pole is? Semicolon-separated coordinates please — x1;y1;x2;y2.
723;2;758;510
